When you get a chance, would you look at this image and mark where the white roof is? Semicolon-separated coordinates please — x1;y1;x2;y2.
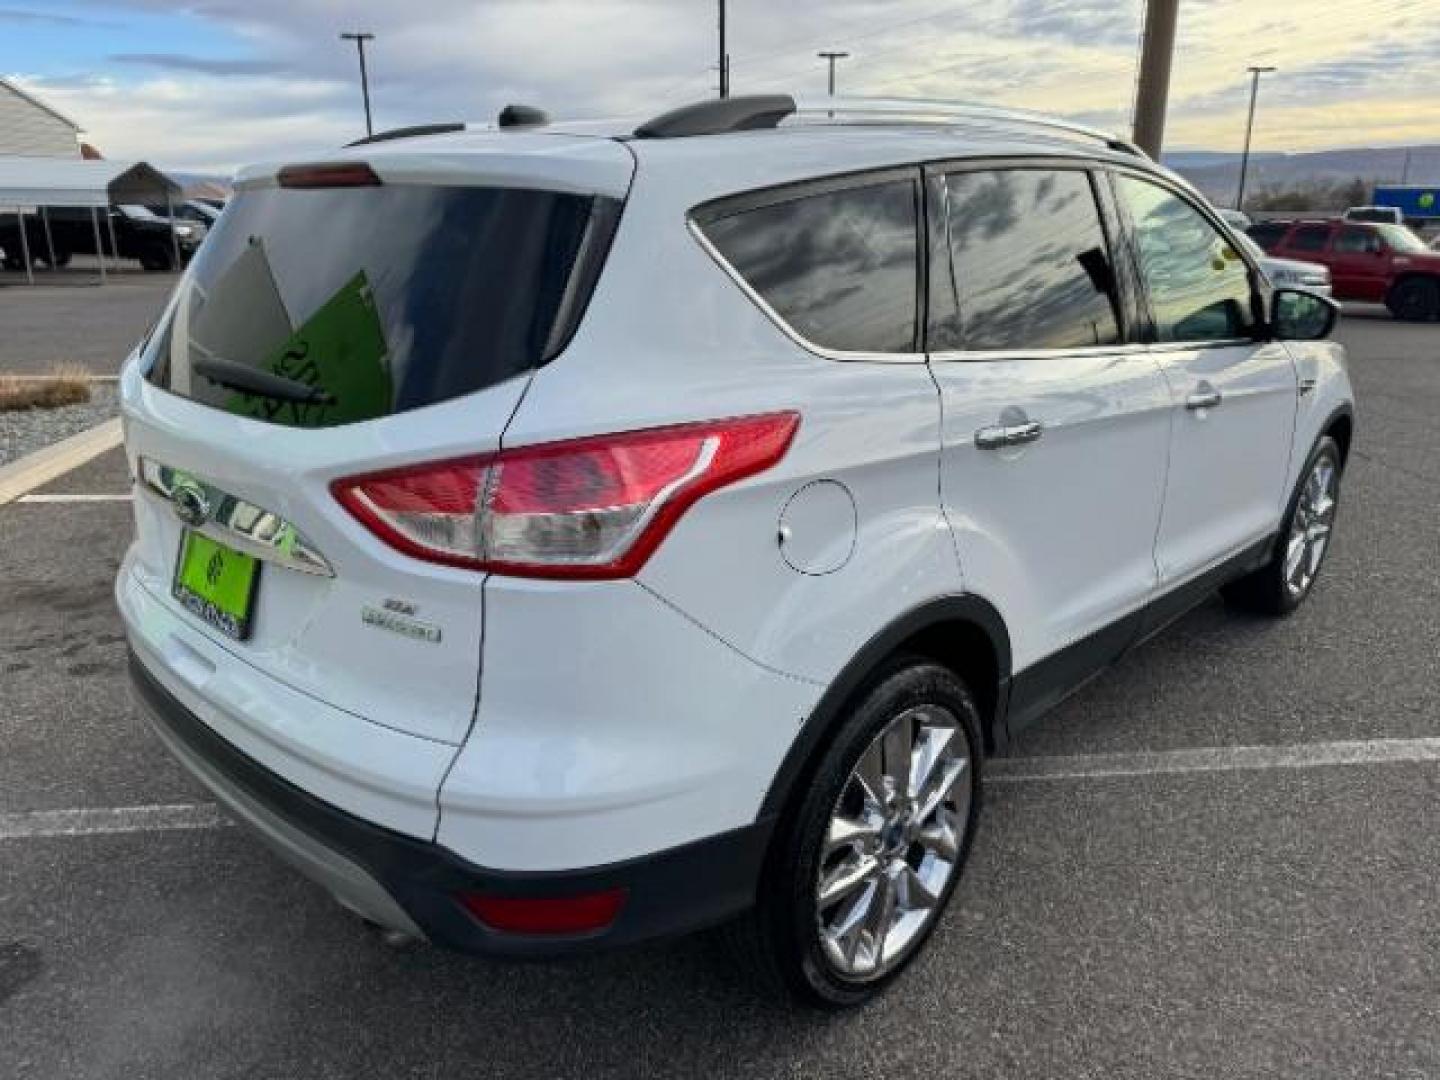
0;77;82;132
0;156;181;207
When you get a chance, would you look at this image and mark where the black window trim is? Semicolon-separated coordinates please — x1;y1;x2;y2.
689;165;928;363
1103;162;1270;351
921;155;1146;362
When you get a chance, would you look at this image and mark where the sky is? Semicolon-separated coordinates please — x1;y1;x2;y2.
3;0;1439;174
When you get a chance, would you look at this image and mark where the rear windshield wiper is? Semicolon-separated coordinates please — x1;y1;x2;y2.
193;356;337;406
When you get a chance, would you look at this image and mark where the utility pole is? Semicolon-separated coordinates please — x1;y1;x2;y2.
1132;0;1179;158
718;1;729;99
1235;65;1276;211
818;51;850;96
340;31;375;137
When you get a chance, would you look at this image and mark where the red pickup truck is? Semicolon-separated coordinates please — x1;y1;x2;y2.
1249;219;1440;321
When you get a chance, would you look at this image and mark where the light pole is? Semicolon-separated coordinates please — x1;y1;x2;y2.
1132;0;1179;157
818;50;850;96
340;31;376;137
718;1;729;99
1235;65;1276;211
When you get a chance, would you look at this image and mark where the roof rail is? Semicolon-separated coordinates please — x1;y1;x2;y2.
631;94;1146;158
634;95;797;139
793;97;1148;157
346;122;465;148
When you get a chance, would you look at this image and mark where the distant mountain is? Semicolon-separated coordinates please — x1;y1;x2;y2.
1163;145;1440;205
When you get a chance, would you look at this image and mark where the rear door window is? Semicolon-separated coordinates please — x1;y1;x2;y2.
1115;175;1256;343
145;182;620;428
1288;225;1332;253
927;167;1122;352
696;177;919;354
1247;221;1289;250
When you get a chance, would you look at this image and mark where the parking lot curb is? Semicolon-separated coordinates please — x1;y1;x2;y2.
0;417;123;506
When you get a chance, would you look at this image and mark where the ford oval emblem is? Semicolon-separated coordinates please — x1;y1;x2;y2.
171;481;211;528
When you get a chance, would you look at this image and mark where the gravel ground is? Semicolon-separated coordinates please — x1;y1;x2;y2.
0;382;118;467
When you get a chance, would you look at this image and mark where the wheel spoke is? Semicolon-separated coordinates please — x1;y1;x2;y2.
853;741;887;810
881;717;913;796
908;724;956;801
897;863;941;911
916;756;969;823
1284;533;1307;585
861;867;898;955
818;853;878;907
825;813;881;857
917;820;959;861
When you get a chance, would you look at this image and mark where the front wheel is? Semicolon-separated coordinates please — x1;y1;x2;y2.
726;658;983;1007
1223;436;1343;615
1387;277;1440;321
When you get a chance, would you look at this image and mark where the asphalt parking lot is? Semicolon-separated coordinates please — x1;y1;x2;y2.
1;310;1437;1078
0;272;175;375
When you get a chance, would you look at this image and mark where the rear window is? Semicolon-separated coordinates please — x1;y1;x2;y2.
144;182;620;428
696;178;919;354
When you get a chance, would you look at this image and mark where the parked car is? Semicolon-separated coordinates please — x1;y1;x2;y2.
1250;217;1440;319
0;203;202;272
117;95;1354;1006
1344;205;1404;225
1234;231;1332;296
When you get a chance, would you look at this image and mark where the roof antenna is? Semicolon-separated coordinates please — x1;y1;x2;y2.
498;104;549;129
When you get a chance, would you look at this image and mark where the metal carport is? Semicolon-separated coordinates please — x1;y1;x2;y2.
0;157;184;285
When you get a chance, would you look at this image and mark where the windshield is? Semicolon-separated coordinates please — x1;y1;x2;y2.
1376;224;1429;254
118;204;160;221
144;181;620;429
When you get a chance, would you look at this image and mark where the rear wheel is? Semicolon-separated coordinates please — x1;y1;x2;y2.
1387;276;1440;321
726;658;982;1007
1223;436;1342;615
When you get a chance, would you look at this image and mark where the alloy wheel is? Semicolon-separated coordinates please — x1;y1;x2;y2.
1284;454;1338;599
815;704;972;980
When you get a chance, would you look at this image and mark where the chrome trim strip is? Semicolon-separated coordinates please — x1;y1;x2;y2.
140;458;335;578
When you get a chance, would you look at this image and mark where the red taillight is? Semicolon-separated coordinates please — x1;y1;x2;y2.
277;162;381;188
332;412;799;579
458;889;626;935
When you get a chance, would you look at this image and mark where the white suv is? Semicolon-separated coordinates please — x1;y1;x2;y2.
117;95;1355;1006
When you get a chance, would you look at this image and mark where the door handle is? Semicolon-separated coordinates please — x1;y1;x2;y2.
1185;386;1223;411
974;420;1044;449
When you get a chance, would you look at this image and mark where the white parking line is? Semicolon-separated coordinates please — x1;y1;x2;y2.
0;417;123;506
4;737;1439;841
0;803;229;841
16;492;131;503
990;737;1440;783
17;491;132;504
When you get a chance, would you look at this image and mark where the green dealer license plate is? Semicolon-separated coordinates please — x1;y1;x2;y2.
172;530;261;641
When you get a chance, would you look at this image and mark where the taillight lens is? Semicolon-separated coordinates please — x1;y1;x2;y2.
332;412;799;578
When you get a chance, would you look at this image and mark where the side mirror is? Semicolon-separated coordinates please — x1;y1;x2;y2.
1272;288;1339;341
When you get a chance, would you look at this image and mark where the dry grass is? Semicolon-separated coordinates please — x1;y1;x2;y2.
0;365;93;412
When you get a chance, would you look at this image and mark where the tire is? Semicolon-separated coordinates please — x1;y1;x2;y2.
1223;435;1343;616
49;249;71;268
724;656;983;1007
1386;277;1440;321
140;246;175;273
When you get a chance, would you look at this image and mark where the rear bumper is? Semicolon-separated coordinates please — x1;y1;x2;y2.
129;650;774;957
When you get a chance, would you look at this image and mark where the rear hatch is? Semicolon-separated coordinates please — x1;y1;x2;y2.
123;136;633;745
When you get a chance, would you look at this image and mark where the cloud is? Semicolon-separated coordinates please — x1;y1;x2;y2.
0;7;118;27
108;53;289;76
10;0;1440;168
